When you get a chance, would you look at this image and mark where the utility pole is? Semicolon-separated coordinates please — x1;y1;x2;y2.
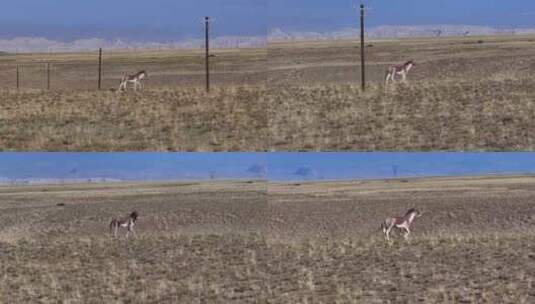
98;48;102;90
360;4;366;91
16;66;19;90
205;16;210;93
46;62;50;90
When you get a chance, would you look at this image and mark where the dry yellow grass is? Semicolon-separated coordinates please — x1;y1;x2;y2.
0;48;268;151
0;86;267;151
3;36;535;150
0;48;267;90
268;35;535;150
268;78;535;150
0;180;269;303
265;175;535;302
1;176;535;302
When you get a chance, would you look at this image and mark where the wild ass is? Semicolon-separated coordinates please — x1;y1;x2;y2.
110;211;138;238
385;61;415;85
380;208;421;241
119;70;147;91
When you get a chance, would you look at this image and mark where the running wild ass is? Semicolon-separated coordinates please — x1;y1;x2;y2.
380;208;421;241
119;70;147;91
385;61;415;85
110;211;138;238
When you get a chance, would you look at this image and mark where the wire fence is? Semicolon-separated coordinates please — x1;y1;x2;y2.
0;48;267;91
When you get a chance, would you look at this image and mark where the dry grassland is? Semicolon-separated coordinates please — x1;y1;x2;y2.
2;176;535;302
266;175;535;303
3;36;535;151
268;36;535;151
0;181;269;303
0;48;267;151
0;48;266;90
0;87;267;151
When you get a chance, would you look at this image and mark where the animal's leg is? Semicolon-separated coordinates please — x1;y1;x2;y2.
386;225;393;241
404;227;410;239
382;221;390;238
385;73;391;85
114;225;118;238
402;72;407;83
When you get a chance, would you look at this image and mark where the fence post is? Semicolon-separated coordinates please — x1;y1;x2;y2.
16;66;19;90
205;16;210;93
46;62;50;90
360;4;366;91
98;48;102;90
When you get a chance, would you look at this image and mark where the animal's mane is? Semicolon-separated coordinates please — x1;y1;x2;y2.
404;208;417;217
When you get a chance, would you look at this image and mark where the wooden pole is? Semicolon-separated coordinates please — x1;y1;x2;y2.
360;4;366;91
46;62;50;90
205;16;210;93
16;66;19;90
98;48;102;90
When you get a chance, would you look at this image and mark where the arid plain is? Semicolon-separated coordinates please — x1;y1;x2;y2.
4;36;535;151
0;48;267;151
0;180;269;303
268;35;535;151
2;176;535;302
266;175;535;303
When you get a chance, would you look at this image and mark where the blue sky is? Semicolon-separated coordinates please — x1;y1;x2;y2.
1;1;534;41
1;153;535;182
269;0;535;32
0;0;266;41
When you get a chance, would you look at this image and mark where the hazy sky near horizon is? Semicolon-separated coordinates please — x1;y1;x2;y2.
2;153;535;181
0;1;534;41
269;0;535;32
0;0;266;41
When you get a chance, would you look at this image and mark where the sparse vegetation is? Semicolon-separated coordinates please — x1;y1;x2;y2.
3;36;535;150
0;181;269;303
266;176;535;302
0;48;267;90
268;36;535;150
268;78;535;150
0;48;267;151
2;177;535;302
0;86;267;151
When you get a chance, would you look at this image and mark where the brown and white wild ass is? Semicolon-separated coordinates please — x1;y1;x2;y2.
385;61;415;85
380;208;421;240
119;70;147;91
110;211;138;238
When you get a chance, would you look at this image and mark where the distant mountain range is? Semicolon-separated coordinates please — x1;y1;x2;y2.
268;24;535;41
0;35;267;53
0;177;123;185
268;25;535;42
1;25;535;53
